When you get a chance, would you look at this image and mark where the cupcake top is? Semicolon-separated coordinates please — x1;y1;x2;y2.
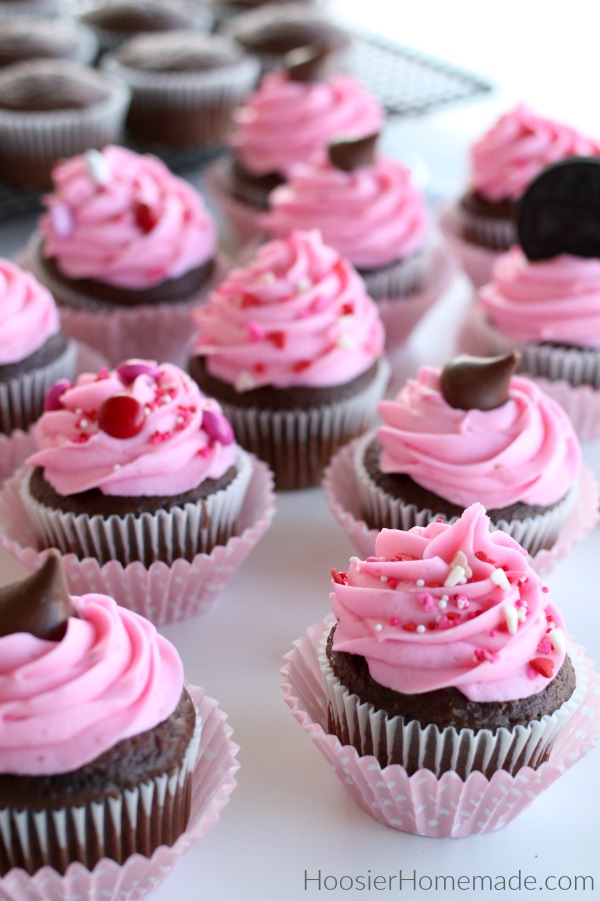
0;553;183;775
0;59;118;112
39;145;217;290
331;502;568;702
376;356;580;508
80;0;199;35
106;29;254;74
478;247;600;348
265;138;428;269
193;229;385;391
0;17;97;68
27;359;237;497
469;102;600;203
0;258;60;366
230;68;383;177
222;2;350;58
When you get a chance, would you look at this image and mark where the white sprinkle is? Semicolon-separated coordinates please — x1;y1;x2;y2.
78;419;88;429
435;615;442;623
456;598;469;610
374;623;383;632
416;579;425;587
548;627;566;654
235;371;256;393
491;568;511;591
176;416;184;425
441;594;449;602
85;148;110;186
450;550;472;579
503;604;519;635
338;335;355;350
349;556;359;564
75;408;82;415
113;463;121;471
517;606;527;623
380;575;388;582
444;565;465;588
438;599;448;610
297;277;312;292
416;624;426;634
260;271;276;283
144;406;151;416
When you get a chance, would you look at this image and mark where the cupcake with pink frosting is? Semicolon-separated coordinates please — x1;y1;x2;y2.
20;357;253;566
0;257;77;484
320;503;583;778
25;144;220;367
440;102;600;287
204;46;383;246
0;551;201;875
190;228;389;489
264;134;454;348
350;352;582;556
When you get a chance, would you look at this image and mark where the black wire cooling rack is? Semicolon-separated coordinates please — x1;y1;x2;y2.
0;32;492;221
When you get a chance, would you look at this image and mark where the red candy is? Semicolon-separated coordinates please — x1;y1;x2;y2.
134;201;158;233
98;394;145;439
529;657;554;678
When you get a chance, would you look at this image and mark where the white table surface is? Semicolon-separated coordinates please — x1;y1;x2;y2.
1;4;600;899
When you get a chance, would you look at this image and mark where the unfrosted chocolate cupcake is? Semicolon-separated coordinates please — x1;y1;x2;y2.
0;553;200;875
0;16;98;68
102;30;259;148
0;60;129;188
211;0;317;29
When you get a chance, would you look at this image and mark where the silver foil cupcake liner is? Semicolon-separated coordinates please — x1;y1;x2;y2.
0;338;77;434
102;48;259;148
0;695;202;875
317;624;587;779
219;356;390;490
20;447;253;566
352;429;578;557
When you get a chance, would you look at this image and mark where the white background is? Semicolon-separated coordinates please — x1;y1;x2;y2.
1;2;599;899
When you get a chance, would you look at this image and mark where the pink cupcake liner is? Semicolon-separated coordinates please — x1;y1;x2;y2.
322;438;600;578
0;685;240;900
439;205;502;289
457;305;600;440
202;156;268;252
0;455;275;624
281;620;600;838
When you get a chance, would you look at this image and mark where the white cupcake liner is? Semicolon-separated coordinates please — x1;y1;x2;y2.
0;685;239;898
322;437;600;577
0;337;77;434
457;304;600;439
20;447;253;566
439;205;504;288
318;624;586;778
25;235;228;368
0;455;275;624
0;697;202;875
219;356;391;490
351;429;578;557
0;64;130;189
282;620;600;837
102;51;259;148
202;155;269;252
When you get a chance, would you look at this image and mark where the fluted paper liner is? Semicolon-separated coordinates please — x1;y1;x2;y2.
0;338;77;434
25;235;228;369
0;686;240;898
439;202;514;289
281;620;600;837
457;304;600;439
318;625;586;777
202;156;269;251
0;456;275;624
219;356;390;490
20;448;253;566
322;438;599;577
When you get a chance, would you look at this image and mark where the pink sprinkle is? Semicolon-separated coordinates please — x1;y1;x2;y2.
366;556;379;563
515;599;525;609
542;585;549;593
489;630;496;637
473;648;498;663
150;430;173;444
537;638;552;655
390;617;399;626
417;592;436;613
71;433;90;444
248;321;266;341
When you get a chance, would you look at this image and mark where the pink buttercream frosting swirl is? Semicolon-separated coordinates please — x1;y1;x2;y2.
40;145;217;290
27;360;237;496
376;365;579;508
264;154;428;269
230;71;384;176
478;247;600;348
0;258;60;366
331;503;567;702
0;591;184;775
193;229;385;390
469;102;600;202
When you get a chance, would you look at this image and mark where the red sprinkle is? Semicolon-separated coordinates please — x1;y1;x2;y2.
268;331;286;349
387;579;398;590
402;622;418;632
341;303;354;316
134;201;158;233
331;568;347;585
254;362;266;374
292;359;312;373
529;657;554;678
475;551;495;564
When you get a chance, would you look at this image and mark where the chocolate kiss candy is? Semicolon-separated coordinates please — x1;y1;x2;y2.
284;45;330;83
517;157;600;261
440;351;521;411
328;133;379;172
0;550;77;641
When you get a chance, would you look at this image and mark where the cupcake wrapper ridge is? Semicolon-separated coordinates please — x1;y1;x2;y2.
439;205;503;288
0;338;77;434
202;156;268;252
0;455;275;624
281;620;600;838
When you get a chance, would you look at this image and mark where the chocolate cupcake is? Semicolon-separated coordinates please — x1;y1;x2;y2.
0;552;200;875
211;0;317;29
102;30;259;148
21;358;253;565
353;353;581;556
190;229;389;490
321;503;582;778
0;16;98;68
0;59;129;189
